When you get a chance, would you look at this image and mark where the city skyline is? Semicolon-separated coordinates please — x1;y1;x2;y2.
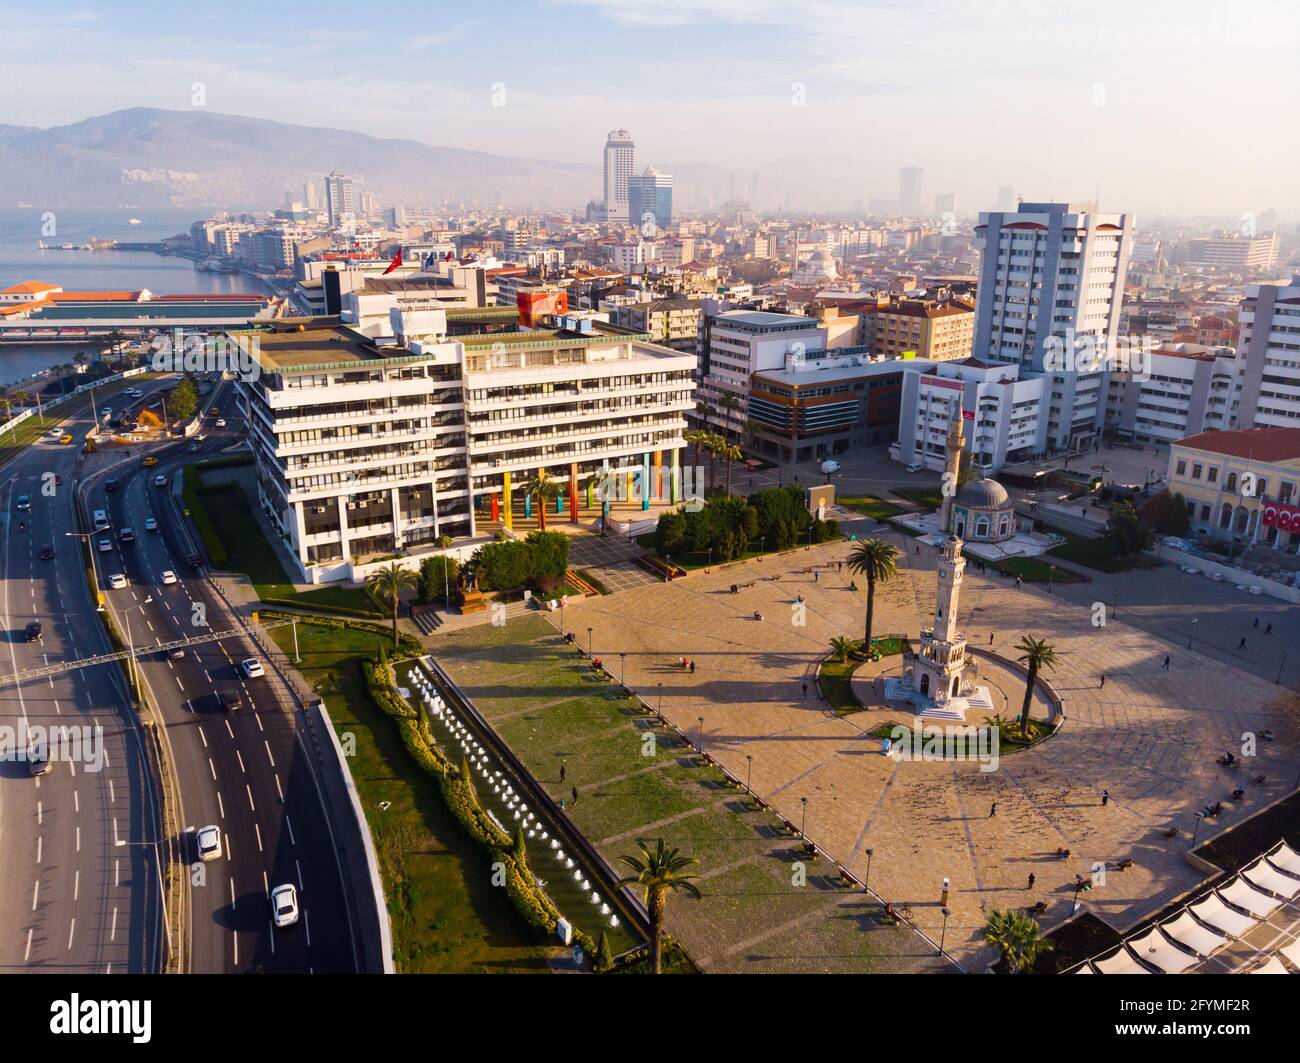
1;1;1295;217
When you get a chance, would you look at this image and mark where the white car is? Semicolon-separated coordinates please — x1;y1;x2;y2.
160;570;178;585
820;459;841;475
108;573;128;589
196;825;222;862
144;517;158;532
99;407;112;418
271;883;299;928
240;658;265;679
98;538;113;553
905;462;925;474
215;418;227;428
153;474;168;487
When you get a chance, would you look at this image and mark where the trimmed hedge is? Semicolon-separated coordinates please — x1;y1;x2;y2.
361;657;596;955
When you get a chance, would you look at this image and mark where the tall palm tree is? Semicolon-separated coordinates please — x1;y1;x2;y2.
830;635;857;663
617;838;702;974
522;470;563;530
704;432;727;493
721;442;742;498
719;392;740;443
683;429;707;487
845;539;899;652
1013;635;1059;731
984;908;1054;974
366;562;417;648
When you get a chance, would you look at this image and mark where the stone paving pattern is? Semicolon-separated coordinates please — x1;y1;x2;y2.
534;523;1300;970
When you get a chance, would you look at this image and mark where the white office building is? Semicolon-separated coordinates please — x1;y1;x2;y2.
1235;276;1300;429
602;130;636;225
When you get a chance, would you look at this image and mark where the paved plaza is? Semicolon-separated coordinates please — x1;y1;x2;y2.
544;520;1300;970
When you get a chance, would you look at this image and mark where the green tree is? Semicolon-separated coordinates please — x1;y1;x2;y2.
366;561;417;648
1104;499;1155;556
656;510;686;558
616;839;702;975
522;470;563;531
846;538;899;651
984;908;1054;974
720;441;742;498
830;635;857;663
1013;635;1059;731
418;554;459;606
1140;489;1190;536
168;375;199;421
593;930;615;973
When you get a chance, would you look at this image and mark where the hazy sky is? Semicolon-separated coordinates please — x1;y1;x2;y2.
2;0;1296;217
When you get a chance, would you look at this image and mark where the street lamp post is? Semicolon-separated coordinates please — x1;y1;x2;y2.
800;796;808;839
864;848;874;890
745;754;753;794
559;596;564;637
620;652;626;686
1112;589;1118;619
1188;617;1198;649
120;597;154;696
657;681;663;715
697;715;704;752
938;907;951;955
1276;651;1288;686
1048;564;1056;594
1192;814;1202;847
586;626;593;656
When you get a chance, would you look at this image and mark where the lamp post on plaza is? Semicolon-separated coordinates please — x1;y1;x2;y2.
1048;563;1057;594
864;848;874;891
620;652;626;686
1188;617;1198;650
745;754;753;794
939;907;951;956
657;682;663;716
800;796;808;839
697;715;704;753
587;626;593;656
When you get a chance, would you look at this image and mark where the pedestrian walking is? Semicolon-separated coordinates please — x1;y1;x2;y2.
559;762;567;784
1015;575;1022;588
1254;616;1260;629
689;660;695;674
1265;623;1273;635
1100;673;1106;689
838;561;843;574
1101;790;1110;806
1162;655;1171;670
802;681;809;698
1027;873;1035;890
571;786;578;805
989;632;995;646
1238;637;1247;651
989;802;997;818
814;570;819;583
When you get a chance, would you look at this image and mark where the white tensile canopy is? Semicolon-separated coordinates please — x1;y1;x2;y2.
1125;925;1201;974
1265;840;1300;877
1242;856;1300;900
1160;911;1228;960
1250;956;1291;975
1093;943;1153;974
1280;938;1300;970
1188;892;1258;938
1219;875;1283;918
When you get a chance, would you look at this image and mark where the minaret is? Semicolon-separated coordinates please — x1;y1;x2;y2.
938;400;965;534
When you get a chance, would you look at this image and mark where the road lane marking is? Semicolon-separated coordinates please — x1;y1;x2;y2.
217;791;225;820
245;784;255;813
32;880;39;910
264;740;275;767
236;750;246;774
284;815;295;846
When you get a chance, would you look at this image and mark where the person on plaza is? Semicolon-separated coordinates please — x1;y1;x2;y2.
559;762;567;784
802;681;808;698
1238;637;1247;651
989;802;997;818
1027;873;1035;890
571;786;578;805
1101;790;1110;806
1265;623;1273;635
1162;655;1171;670
1100;673;1106;689
690;660;695;674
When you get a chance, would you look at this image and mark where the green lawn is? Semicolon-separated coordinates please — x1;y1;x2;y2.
1048;532;1156;573
267;620;554;973
892;486;944;510
995;555;1084;583
838;496;904;519
190;479;382;616
819;638;908;715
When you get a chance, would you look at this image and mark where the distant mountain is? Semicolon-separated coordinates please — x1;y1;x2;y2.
0;108;599;210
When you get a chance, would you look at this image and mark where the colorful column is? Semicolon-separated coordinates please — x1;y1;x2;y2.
490;492;499;523
653;450;663;500
642;452;651;511
585;476;593;511
569;463;579;522
502;471;513;531
625;466;634;511
670;448;680;504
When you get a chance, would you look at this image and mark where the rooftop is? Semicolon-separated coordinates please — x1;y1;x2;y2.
1176;427;1300;464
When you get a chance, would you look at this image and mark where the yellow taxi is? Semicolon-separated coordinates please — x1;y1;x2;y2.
59;433;74;445
143;456;159;468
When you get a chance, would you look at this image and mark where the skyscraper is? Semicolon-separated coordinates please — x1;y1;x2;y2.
899;166;923;215
973;201;1134;450
995;186;1016;213
325;171;354;226
602;130;635;224
304;180;318;210
628;167;673;234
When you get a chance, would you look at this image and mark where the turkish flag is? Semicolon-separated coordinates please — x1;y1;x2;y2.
383;250;403;275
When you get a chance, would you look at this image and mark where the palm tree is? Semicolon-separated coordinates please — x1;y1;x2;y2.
617;838;702;974
684;428;707;486
1013;635;1060;731
522;470;563;530
830;635;857;663
704;432;727;493
719;392;740;443
984;908;1054;973
366;562;417;648
845;538;899;653
720;442;742;498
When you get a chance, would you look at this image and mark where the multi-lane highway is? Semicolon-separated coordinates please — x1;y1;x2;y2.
0;379;164;973
87;390;357;973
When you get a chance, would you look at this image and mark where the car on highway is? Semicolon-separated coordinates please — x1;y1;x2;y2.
186;553;202;569
166;648;185;661
108;573;128;589
144;517;158;532
59;434;74;445
25;621;42;642
215;418;227;428
99;407;112;418
143;455;159;467
28;746;52;777
15;494;31;511
240;658;265;679
105;478;119;492
160;570;177;585
271;884;300;928
905;462;924;474
97;537;113;553
93;509;110;530
40;544;54;560
187;441;200;453
153;474;167;487
118;527;136;544
210;407;220;417
196;825;222;862
216;689;243;712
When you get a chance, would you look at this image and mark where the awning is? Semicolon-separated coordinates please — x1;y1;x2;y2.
1219;876;1283;919
1125;925;1201;974
1187;893;1257;938
1160;910;1228;959
1093;944;1152;974
1242;857;1300;900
